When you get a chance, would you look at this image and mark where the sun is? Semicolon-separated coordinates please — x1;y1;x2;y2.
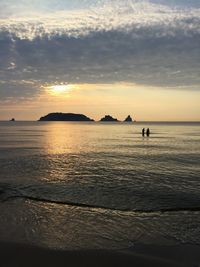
50;85;69;93
45;84;76;96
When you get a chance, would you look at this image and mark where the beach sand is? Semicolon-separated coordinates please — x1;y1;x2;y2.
1;242;200;267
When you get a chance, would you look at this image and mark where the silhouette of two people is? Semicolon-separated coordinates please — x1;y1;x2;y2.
142;128;150;137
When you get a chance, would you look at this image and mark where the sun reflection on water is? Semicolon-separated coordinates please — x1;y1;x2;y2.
44;123;77;155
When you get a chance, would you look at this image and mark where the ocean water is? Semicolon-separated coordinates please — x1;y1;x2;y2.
0;121;200;250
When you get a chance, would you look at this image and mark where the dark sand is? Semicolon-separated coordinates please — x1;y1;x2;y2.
1;242;200;267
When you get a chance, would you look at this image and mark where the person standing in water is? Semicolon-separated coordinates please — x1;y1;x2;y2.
142;128;145;137
146;128;150;137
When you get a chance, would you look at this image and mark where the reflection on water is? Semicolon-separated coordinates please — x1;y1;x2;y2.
0;121;200;249
0;121;199;185
43;123;79;155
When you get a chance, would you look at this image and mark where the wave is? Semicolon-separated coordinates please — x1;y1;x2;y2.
1;189;200;214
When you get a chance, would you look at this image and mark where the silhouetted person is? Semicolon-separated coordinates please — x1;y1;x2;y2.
142;128;145;137
146;128;150;137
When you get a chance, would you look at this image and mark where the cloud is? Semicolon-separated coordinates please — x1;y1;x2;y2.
0;0;200;101
1;1;200;39
0;79;41;102
151;0;200;8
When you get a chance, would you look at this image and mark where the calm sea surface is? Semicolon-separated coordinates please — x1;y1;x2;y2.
0;121;200;249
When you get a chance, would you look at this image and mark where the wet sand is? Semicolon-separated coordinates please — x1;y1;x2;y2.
1;242;200;267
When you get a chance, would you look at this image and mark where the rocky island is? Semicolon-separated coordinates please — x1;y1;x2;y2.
124;115;133;122
39;113;94;121
100;115;119;122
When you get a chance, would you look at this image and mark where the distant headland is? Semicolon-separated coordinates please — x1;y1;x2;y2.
39;113;134;122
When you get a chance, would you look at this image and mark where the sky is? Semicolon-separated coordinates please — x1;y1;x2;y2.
0;0;199;121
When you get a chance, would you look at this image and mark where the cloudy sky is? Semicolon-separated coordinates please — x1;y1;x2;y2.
0;0;199;120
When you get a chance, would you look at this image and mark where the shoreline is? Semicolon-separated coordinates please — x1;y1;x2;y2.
1;242;200;267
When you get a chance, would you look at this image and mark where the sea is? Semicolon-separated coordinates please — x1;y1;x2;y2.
0;121;200;250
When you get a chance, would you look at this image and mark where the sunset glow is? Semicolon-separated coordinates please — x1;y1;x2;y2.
0;0;199;121
0;1;200;262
